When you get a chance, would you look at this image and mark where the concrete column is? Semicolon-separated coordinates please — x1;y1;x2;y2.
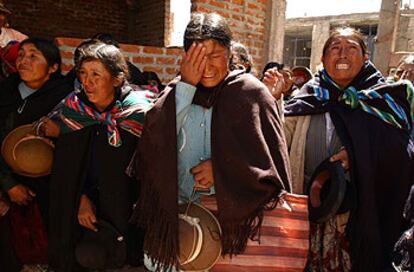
264;0;286;65
373;0;401;74
408;15;414;51
310;21;330;72
395;13;409;51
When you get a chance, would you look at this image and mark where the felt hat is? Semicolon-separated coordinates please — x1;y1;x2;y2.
307;159;352;223
1;124;54;177
292;66;313;86
75;219;127;269
178;202;222;271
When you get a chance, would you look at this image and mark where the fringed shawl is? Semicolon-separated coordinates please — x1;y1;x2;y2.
131;71;292;269
285;62;414;271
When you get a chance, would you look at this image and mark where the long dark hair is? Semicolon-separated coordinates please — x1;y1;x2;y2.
183;12;232;52
20;38;62;75
75;40;129;83
322;27;368;57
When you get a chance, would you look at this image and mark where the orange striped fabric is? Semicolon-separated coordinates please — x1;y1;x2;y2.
200;192;309;272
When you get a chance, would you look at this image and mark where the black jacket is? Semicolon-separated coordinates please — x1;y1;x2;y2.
48;90;144;271
0;73;73;191
0;73;72;272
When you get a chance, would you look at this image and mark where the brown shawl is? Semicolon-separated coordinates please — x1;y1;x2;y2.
131;70;291;269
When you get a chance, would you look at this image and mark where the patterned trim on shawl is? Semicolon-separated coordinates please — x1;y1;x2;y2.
60;88;154;147
307;70;414;130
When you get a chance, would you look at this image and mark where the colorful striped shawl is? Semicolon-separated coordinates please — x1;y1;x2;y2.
286;62;414;132
60;86;154;147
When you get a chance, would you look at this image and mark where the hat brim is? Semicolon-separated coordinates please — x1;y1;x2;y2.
178;202;222;271
292;66;312;76
307;159;347;223
1;124;53;177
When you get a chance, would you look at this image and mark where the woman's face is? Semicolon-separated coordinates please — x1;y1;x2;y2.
16;43;56;89
78;59;119;111
322;36;368;88
199;39;229;88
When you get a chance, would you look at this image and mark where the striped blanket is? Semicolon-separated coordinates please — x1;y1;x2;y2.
201;192;309;272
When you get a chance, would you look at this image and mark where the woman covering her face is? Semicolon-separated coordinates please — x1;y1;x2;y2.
48;41;154;271
284;28;414;271
0;38;72;271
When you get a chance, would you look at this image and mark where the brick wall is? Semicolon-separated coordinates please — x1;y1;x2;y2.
55;37;182;84
134;0;167;46
4;0;166;46
191;0;268;73
10;0;270;83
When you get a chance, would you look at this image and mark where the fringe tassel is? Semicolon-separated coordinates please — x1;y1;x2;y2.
129;180;179;271
220;196;279;255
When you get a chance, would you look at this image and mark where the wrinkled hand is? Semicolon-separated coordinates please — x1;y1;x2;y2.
191;159;214;190
263;68;291;99
330;148;349;171
180;42;207;86
78;194;97;232
401;69;414;83
8;184;35;205
37;117;60;138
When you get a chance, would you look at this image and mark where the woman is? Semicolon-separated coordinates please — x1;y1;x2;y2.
133;12;292;271
48;41;153;272
283;27;414;271
0;3;27;48
229;41;254;74
0;38;72;272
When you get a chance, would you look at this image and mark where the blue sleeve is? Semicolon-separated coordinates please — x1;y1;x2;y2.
175;81;196;135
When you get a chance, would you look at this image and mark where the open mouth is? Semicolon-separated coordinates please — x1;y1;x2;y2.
336;63;350;70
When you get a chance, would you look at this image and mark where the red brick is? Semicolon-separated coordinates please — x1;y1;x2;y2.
210;0;225;9
143;46;164;55
156;57;175;65
192;6;212;13
132;56;155;64
232;14;244;21
217;11;230;19
166;67;178;75
166;48;183;56
55;37;83;48
120;44;140;53
247;3;259;9
232;0;244;5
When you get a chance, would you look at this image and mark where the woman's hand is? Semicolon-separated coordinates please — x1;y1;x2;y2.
180;42;207;86
78;194;97;232
401;69;414;83
38;118;60;138
263;68;291;100
191;159;214;190
330;148;350;171
7;184;35;205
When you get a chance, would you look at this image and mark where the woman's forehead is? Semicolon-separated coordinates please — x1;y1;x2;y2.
80;59;106;70
327;36;360;47
19;43;40;53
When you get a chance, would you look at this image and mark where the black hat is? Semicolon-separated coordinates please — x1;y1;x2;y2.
75;219;126;269
307;159;352;223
